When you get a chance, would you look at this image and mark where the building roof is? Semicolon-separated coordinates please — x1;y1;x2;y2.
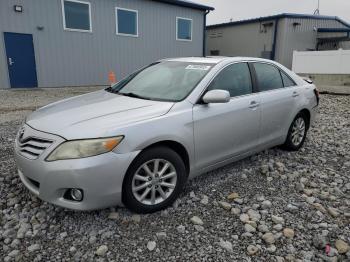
207;13;350;29
153;0;214;11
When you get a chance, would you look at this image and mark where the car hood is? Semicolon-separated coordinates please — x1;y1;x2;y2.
26;90;174;139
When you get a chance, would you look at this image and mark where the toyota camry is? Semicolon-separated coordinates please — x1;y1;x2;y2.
15;57;319;213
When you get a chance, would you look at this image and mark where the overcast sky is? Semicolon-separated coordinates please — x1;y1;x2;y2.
192;0;350;25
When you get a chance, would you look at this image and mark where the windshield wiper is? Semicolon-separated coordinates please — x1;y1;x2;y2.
105;86;118;93
119;92;151;100
106;89;152;100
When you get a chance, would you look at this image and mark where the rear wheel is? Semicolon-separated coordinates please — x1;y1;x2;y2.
122;146;187;213
282;113;308;151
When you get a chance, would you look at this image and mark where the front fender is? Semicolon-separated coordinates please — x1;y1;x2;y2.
112;103;195;170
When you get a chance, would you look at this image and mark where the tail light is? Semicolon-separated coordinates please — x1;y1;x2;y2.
314;88;320;106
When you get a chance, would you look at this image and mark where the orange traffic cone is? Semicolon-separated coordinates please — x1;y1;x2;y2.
108;71;117;86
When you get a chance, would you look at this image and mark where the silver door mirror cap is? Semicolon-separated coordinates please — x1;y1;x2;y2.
302;77;313;84
202;89;230;104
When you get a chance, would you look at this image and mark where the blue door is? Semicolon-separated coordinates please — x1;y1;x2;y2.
4;32;38;88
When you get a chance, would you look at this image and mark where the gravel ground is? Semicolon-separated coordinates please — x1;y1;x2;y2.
0;87;102;124
0;89;349;261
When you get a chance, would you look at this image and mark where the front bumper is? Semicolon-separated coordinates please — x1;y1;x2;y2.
15;125;139;211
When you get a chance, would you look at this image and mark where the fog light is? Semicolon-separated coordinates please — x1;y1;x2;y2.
70;188;83;201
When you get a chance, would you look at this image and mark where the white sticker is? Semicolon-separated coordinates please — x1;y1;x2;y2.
185;65;211;71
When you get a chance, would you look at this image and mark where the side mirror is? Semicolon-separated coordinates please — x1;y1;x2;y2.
302;77;313;84
202;89;230;104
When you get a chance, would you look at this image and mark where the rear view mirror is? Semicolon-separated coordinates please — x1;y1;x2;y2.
202;90;230;104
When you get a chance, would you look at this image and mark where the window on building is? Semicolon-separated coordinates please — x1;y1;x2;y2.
253;63;284;92
208;63;253;97
62;0;92;32
116;8;138;36
280;71;296;87
177;17;192;41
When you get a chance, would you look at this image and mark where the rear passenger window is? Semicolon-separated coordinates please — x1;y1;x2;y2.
281;71;296;87
253;63;283;91
208;63;252;97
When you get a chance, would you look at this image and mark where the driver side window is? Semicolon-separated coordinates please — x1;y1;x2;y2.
208;63;253;97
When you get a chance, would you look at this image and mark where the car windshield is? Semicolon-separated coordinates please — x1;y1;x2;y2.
109;61;215;102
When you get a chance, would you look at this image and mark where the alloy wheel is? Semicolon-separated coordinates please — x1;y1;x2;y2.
291;117;306;146
132;159;177;205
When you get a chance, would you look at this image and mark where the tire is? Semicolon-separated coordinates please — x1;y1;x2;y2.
282;112;309;151
122;146;187;214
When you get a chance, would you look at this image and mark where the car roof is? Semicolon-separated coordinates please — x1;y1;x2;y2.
164;56;276;64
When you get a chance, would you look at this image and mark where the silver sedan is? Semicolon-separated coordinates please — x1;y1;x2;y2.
14;57;319;213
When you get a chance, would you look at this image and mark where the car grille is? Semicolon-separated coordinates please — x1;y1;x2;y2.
18;136;53;160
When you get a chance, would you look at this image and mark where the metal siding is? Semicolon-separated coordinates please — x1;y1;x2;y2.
279;18;349;68
340;41;350;49
274;18;287;65
0;0;204;88
206;21;275;58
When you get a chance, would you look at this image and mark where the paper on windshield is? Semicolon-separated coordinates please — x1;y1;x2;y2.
185;65;211;71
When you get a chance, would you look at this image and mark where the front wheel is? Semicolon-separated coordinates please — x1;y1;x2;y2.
122;146;187;213
282;113;309;151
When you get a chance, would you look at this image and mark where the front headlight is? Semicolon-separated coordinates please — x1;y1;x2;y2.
46;136;124;161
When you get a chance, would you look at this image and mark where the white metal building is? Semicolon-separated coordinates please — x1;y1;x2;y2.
206;13;350;69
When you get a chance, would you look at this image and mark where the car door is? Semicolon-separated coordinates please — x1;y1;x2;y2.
252;62;298;146
192;62;261;170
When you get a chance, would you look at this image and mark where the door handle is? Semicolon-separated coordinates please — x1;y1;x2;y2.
292;91;299;97
249;101;259;109
8;57;14;66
